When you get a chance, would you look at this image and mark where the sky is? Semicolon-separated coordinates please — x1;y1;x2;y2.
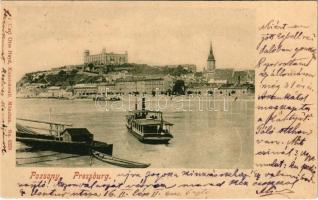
14;2;257;80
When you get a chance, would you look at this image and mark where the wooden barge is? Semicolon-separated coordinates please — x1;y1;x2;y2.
16;118;150;168
16;119;113;155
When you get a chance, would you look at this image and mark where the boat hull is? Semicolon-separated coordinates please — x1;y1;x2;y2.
16;131;113;155
17;130;56;140
126;126;173;144
92;150;150;168
17;137;91;155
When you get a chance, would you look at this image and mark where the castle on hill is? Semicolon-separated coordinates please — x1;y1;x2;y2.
83;48;128;66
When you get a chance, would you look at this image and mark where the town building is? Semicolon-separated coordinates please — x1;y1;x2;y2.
38;86;72;98
165;64;197;72
83;48;128;65
73;84;98;97
47;86;63;97
208;69;234;84
97;83;116;95
186;82;217;95
115;76;173;95
218;83;255;96
232;70;255;84
16;83;46;98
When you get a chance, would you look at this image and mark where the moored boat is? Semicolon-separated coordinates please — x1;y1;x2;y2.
126;97;174;144
91;150;150;168
16;119;113;155
16;117;151;168
93;96;121;101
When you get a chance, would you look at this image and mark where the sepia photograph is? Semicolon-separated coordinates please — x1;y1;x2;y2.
15;3;255;168
1;1;316;198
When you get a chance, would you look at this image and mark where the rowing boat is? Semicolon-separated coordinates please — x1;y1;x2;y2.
91;150;150;168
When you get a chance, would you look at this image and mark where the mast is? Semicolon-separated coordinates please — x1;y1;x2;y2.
49;107;52;122
49;108;53;135
160;110;163;131
135;81;138;110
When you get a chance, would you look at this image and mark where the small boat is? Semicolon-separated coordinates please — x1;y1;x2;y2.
91;150;150;168
110;96;121;101
16;119;113;155
93;96;121;101
126;97;174;144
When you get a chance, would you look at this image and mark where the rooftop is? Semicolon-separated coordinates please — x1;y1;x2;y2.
74;84;97;88
129;109;163;114
47;86;61;90
116;78;164;83
61;128;93;136
134;119;173;126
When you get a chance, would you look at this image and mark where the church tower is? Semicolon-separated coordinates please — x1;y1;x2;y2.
207;42;215;72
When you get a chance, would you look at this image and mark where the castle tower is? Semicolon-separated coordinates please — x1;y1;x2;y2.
207;42;215;72
83;50;90;64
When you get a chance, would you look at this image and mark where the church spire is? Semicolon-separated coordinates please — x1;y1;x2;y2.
207;41;215;61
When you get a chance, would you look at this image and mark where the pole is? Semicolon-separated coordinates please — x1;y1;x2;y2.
49;107;52;122
135;81;138;110
49;108;52;135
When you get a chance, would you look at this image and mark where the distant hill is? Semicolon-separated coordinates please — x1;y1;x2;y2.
17;69;106;88
85;63;191;76
17;63;192;87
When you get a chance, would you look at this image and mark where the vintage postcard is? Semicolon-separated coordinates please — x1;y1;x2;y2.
0;1;317;198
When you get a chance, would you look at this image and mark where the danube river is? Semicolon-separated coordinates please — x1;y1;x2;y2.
16;95;254;168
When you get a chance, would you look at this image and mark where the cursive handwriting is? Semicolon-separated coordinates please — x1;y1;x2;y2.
255;19;316;197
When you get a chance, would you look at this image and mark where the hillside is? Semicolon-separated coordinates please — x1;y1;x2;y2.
18;69;106;88
18;63;191;87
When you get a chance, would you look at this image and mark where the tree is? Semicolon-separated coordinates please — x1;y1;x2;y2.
58;70;67;76
87;63;95;72
56;70;68;85
172;80;185;95
70;69;78;75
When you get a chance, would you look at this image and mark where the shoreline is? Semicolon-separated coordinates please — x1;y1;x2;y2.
16;94;255;101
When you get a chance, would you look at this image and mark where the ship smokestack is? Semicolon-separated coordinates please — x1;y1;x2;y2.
142;97;146;111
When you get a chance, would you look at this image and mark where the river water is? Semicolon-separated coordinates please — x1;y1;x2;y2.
16;95;254;168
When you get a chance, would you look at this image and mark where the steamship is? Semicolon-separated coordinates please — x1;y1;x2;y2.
125;97;174;144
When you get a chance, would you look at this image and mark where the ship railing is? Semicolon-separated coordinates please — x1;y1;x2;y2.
17;118;73;140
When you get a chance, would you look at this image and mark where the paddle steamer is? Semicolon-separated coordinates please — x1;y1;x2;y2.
126;97;174;144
